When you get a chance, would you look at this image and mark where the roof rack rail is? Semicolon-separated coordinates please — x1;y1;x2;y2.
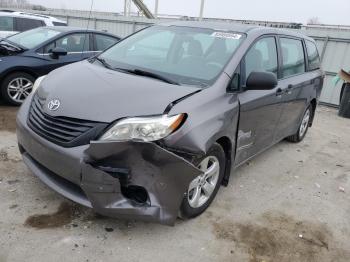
19;12;50;19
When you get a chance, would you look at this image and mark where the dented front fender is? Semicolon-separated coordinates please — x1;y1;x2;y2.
81;141;202;225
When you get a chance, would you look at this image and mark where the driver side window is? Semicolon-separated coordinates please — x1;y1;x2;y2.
43;33;90;53
43;42;55;53
243;37;278;85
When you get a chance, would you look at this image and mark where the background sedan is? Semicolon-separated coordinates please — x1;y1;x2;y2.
0;26;120;105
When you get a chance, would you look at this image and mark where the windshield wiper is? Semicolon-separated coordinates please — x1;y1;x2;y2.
95;57;112;69
94;59;179;85
116;68;180;85
184;79;210;88
0;41;21;51
0;39;24;51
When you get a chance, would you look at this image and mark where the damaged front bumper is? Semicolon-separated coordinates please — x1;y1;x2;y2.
16;101;202;225
81;142;202;225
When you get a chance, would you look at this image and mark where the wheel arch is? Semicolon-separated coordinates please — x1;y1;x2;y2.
309;98;317;127
215;136;233;187
0;68;39;83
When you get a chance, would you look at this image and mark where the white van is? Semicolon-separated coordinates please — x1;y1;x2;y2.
0;10;67;38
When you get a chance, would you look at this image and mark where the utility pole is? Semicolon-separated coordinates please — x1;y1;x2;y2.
154;0;159;18
199;0;205;21
124;0;131;17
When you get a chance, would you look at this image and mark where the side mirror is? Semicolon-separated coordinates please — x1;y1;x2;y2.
246;71;277;90
50;47;67;59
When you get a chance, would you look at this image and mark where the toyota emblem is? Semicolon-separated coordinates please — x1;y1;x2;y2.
47;99;60;111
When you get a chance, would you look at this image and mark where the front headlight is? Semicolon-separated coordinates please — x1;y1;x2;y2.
100;114;186;142
32;75;46;92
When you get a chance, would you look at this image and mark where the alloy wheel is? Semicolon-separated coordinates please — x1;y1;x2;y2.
187;156;220;208
7;77;33;104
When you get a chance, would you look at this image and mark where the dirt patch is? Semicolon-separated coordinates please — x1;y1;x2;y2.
0;149;8;161
212;212;350;262
81;212;136;234
0;148;21;163
0;106;18;132
24;202;81;229
7;179;20;185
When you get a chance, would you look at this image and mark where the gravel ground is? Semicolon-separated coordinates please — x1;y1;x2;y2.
0;104;349;262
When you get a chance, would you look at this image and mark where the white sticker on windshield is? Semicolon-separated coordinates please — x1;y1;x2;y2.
211;32;242;39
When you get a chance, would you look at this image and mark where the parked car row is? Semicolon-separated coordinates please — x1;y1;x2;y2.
16;21;324;225
0;10;121;105
0;26;120;105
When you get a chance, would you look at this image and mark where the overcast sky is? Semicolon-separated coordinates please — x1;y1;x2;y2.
28;0;350;25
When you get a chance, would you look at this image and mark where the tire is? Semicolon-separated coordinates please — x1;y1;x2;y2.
1;72;35;106
179;143;226;219
340;83;345;105
286;105;312;143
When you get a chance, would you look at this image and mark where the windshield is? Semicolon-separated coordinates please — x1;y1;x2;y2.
99;25;245;86
7;27;61;49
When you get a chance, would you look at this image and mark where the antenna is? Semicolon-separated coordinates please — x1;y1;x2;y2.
81;0;94;59
124;0;131;17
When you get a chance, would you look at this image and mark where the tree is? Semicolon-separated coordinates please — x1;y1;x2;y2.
0;0;46;10
32;4;46;11
307;17;322;25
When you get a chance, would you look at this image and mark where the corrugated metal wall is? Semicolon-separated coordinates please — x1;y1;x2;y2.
302;27;350;106
20;9;350;106
65;16;151;37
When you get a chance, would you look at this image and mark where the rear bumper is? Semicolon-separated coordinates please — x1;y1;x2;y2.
16;96;201;225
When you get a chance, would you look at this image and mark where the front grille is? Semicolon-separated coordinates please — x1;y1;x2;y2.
27;95;108;147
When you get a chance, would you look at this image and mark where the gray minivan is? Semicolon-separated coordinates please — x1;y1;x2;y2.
17;21;323;225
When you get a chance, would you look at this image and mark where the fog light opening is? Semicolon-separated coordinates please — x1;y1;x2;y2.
121;185;149;205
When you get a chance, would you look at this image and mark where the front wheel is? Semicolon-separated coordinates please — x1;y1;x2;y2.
179;143;226;219
286;106;312;143
1;72;35;106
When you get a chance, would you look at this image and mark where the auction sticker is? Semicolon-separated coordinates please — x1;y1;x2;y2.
211;32;242;39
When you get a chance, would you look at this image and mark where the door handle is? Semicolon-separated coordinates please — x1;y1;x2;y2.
286;84;294;94
276;88;283;96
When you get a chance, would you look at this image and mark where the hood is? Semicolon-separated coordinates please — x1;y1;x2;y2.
36;61;201;123
0;40;24;56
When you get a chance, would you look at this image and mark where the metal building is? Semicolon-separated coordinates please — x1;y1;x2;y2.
10;8;350;106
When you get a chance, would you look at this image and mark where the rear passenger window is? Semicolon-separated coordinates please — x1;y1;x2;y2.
0;17;14;31
244;37;278;83
280;38;305;78
52;22;67;26
95;34;118;51
305;40;320;70
15;18;44;32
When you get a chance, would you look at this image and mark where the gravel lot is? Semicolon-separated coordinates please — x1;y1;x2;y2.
0;104;349;262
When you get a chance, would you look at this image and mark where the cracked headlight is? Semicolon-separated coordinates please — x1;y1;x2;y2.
100;114;185;142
